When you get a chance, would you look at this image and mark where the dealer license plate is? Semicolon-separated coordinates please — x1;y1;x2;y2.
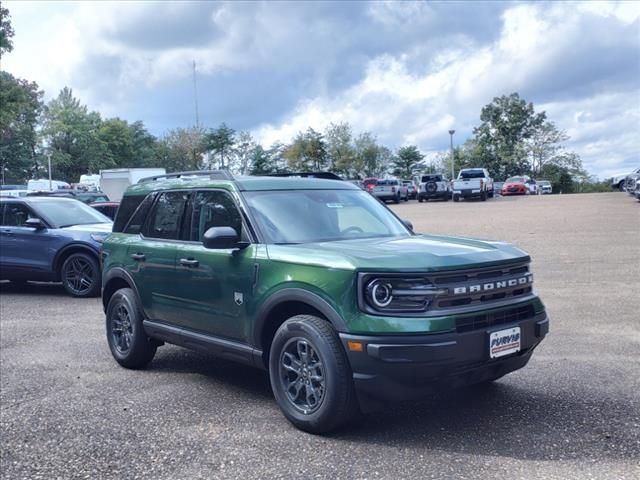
489;327;521;359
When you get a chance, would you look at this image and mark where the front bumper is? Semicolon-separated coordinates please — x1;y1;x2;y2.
339;312;549;405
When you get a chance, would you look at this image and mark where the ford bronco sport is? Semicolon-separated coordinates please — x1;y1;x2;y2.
101;171;549;433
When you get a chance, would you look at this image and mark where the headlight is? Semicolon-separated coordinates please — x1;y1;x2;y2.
90;233;109;243
360;274;447;314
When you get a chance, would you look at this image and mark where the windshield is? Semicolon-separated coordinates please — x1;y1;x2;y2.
244;189;410;244
459;170;485;179
33;199;112;227
507;176;526;183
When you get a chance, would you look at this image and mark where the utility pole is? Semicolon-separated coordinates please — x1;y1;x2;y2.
448;129;455;180
193;60;200;128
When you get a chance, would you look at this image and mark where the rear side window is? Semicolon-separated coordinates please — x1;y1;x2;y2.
113;195;146;233
143;191;189;240
123;193;157;234
1;203;34;226
188;191;242;242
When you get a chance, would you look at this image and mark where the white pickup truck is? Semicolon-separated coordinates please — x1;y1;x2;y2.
452;168;494;202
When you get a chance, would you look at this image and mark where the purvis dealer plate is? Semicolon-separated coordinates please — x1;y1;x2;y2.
489;326;521;359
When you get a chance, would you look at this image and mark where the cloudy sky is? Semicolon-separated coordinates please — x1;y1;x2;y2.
3;0;639;178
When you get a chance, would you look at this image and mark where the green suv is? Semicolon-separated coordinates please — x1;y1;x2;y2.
101;171;549;433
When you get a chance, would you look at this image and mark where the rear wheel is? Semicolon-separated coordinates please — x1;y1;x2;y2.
453;194;460;202
418;196;424;203
480;191;487;201
106;288;157;369
269;315;358;433
61;253;101;297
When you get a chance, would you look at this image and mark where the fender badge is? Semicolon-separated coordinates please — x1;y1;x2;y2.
234;292;243;306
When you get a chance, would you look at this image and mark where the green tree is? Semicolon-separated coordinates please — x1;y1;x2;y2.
98;118;134;168
0;72;44;184
325;122;355;174
526;121;569;177
353;132;389;177
393;145;424;179
249;145;275;175
128;121;158;168
41;87;109;182
284;128;327;171
0;5;14;61
155;126;207;172
473;93;546;178
232;131;256;175
206;123;236;169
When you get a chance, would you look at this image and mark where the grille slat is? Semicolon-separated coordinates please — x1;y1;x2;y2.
455;305;535;333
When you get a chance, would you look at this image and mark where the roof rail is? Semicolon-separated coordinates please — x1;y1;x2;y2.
265;172;343;180
138;170;235;183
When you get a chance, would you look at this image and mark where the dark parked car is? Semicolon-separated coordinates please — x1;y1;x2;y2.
26;190;110;204
90;201;119;220
0;197;112;297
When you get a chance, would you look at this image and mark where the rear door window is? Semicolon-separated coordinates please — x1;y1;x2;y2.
143;191;189;240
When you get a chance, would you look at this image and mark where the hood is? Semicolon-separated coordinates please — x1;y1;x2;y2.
266;234;529;271
60;222;113;233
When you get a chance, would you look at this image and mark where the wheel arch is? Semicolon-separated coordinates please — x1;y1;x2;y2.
102;268;142;314
253;288;348;367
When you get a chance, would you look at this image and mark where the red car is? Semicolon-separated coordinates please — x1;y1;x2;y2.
501;176;530;196
90;201;119;220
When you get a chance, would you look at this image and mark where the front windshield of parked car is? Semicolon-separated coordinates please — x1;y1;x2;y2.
507;176;526;183
34;199;112;227
244;189;410;244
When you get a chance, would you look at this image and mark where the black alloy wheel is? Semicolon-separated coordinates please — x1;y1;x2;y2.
61;253;100;297
106;288;157;369
279;338;326;414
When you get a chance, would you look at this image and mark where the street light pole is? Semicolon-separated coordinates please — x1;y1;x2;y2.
448;129;455;180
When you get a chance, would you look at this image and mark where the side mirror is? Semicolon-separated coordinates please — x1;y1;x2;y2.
402;218;414;232
25;218;45;229
202;226;247;250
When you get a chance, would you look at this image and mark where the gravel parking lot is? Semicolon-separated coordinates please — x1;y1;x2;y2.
1;192;638;480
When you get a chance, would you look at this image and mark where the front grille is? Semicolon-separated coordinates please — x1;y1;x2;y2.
430;262;533;310
455;304;535;333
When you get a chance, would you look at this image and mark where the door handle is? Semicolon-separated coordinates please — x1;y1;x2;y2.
179;258;199;268
131;253;146;261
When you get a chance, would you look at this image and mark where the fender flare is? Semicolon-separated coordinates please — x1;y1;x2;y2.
52;243;100;276
101;267;144;314
252;288;348;348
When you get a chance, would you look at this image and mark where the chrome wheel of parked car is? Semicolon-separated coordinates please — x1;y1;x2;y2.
61;253;100;297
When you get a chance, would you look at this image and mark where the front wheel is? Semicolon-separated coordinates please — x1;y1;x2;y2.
453;194;460;202
480;191;487;201
106;288;157;369
61;253;101;297
269;315;358;434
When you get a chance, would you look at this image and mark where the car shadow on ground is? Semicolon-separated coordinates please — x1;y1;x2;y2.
331;382;638;462
143;347;637;462
0;280;69;297
149;347;273;401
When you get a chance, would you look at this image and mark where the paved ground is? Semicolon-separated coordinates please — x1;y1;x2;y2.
1;192;638;480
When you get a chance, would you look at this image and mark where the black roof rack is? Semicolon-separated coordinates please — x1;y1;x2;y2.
265;172;343;180
138;170;235;184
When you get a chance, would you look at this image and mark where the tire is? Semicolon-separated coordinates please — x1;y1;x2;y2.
489;190;494;198
443;194;449;202
269;315;358;434
480;191;487;201
106;288;157;369
453;194;460;202
418;196;424;203
618;181;626;192
61;252;101;297
394;195;400;204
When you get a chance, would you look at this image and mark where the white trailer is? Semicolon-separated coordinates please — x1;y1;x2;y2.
99;168;166;202
27;179;71;191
